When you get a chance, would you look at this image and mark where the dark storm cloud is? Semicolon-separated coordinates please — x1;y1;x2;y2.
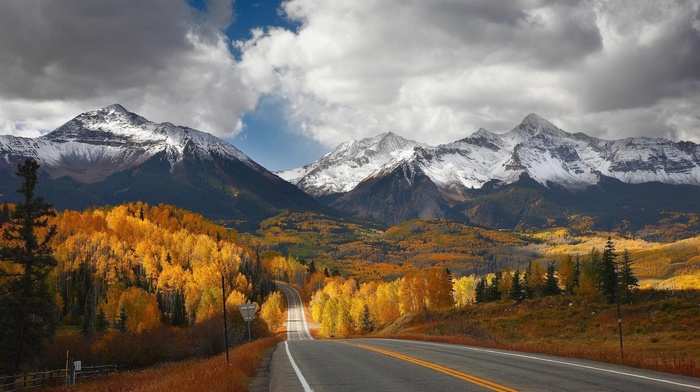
0;0;194;100
581;5;700;112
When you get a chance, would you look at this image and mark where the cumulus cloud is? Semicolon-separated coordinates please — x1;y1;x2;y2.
1;0;699;151
0;0;254;136
239;0;700;146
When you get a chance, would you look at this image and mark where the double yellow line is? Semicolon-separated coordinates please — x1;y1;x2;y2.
346;342;517;392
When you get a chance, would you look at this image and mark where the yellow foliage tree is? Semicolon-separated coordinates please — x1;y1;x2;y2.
260;291;284;333
453;275;476;307
426;268;454;310
117;287;161;332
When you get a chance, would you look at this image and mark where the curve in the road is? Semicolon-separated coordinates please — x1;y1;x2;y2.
276;281;313;341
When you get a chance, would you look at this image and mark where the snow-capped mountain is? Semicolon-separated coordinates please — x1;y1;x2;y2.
277;132;426;196
288;113;700;200
0;104;260;183
282;113;700;229
0;104;323;229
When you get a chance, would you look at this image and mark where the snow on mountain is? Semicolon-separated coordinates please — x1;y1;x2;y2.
277;132;427;196
0;104;259;183
286;113;700;199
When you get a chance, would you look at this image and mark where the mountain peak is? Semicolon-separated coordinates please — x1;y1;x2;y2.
276;131;425;196
517;113;560;132
506;113;568;143
103;103;128;113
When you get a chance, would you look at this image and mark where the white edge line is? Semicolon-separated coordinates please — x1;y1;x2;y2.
285;341;313;392
400;339;700;390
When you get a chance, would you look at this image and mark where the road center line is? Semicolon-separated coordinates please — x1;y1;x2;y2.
405;340;700;390
285;341;313;392
344;342;516;392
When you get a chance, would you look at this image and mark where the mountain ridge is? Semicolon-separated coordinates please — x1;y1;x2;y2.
279;113;700;231
0;104;324;230
283;113;700;199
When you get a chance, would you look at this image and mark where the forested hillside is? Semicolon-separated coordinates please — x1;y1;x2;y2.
0;201;279;373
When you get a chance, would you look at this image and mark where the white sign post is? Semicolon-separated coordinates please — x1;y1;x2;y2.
238;303;257;341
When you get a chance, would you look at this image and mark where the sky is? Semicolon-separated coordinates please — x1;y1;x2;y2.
0;0;699;171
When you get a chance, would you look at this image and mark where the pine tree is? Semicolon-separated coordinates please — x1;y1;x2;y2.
171;291;187;327
508;270;524;302
117;306;128;332
619;249;638;303
95;308;108;332
543;262;561;296
572;254;581;292
475;278;487;304
487;271;502;302
0;159;57;374
307;260;317;275
600;237;618;304
361;304;374;332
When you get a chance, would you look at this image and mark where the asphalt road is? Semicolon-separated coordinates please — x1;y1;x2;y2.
269;282;700;391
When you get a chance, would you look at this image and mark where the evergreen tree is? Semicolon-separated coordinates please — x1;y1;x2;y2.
117;306;128;332
81;311;94;336
543;262;561;296
0;159;57;374
475;278;487;304
508;270;524;302
600;237;618;304
572;254;581;292
361;304;374;332
619;249;638;303
171;291;187;327
307;260;317;275
487;271;502;302
95;308;108;332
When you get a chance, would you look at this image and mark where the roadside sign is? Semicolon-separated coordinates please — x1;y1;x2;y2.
238;303;256;321
74;361;81;371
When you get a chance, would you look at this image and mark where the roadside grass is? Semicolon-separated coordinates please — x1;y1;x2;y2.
376;290;700;378
48;336;282;392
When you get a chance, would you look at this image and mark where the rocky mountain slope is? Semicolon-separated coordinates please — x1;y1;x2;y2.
277;132;426;197
0;104;324;229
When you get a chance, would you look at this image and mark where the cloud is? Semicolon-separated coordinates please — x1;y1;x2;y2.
1;0;699;152
239;0;700;146
0;0;254;136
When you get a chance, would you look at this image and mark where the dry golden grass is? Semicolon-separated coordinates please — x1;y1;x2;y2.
376;290;700;378
48;337;282;392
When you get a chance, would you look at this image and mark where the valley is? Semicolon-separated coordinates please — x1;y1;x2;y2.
252;210;700;290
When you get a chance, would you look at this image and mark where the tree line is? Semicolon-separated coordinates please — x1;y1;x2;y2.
473;237;638;304
285;237;639;337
